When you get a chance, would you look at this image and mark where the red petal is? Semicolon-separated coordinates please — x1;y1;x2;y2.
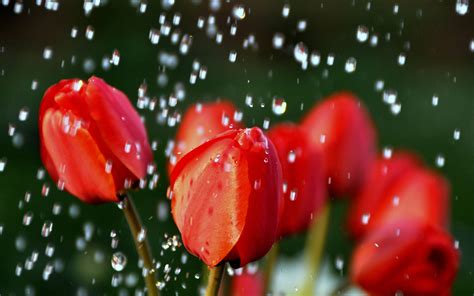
347;151;421;239
84;77;153;179
351;220;459;296
169;101;243;175
231;272;264;296
267;123;327;237
302;92;377;197
368;168;450;234
41;110;118;203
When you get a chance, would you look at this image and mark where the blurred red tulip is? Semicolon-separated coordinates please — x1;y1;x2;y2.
168;101;243;175
360;166;450;238
170;127;282;267
302;92;376;197
351;220;460;296
347;152;421;239
231;272;264;296
267;123;327;237
39;77;153;204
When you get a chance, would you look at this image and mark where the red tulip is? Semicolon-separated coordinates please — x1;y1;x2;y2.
170;127;282;267
351;220;460;296
360;166;450;238
39;77;153;204
267;123;326;237
347;152;421;239
302;92;376;197
231;272;264;296
168;101;243;175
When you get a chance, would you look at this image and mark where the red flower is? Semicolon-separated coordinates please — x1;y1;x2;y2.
231;272;264;296
267;123;326;237
351;220;460;296
168;101;243;175
347;152;421;239
170;128;282;267
302;92;376;197
352;163;450;239
39;77;153;204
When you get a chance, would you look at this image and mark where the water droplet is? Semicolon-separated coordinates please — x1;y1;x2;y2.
345;57;357;73
85;25;94;40
228;50;237;63
293;42;308;64
470;39;474;52
297;20;307;32
375;79;384;92
41;221;53;237
310;51;321;66
383;89;397;104
137;228;147;243
272;33;285;49
43;47;53;60
432;94;439;106
23;212;34;226
0;158;7;172
455;0;469;15
453;129;461;141
272;98;287;115
282;3;290;18
111;252;127;271
45;243;55;257
362;214;370;225
149;28;160;44
390;103;402;115
111;49;120;66
326;53;335;66
356;25;369;42
19;107;29;121
232;4;246;20
435;154;445;167
289;190;297;201
397;53;406;65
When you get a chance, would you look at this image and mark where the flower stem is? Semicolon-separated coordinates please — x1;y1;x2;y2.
263;243;279;294
205;265;224;296
301;204;331;295
121;194;158;296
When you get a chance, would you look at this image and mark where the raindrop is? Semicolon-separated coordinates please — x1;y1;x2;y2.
42;263;54;281
293;42;308;64
453;129;461;140
326;53;335;66
435;154;445;167
455;0;469;15
85;25;95;40
375;80;384;92
149;28;160;44
45;243;55;257
470;39;474;52
41;221;53;237
432;94;439;106
111;252;127;271
137;228;147;243
370;34;379;47
397;53;406;65
0;158;7;172
228;50;237;63
272;33;285;49
19;107;29;121
23;212;34;226
272;98;287;115
43;47;53;60
390;103;402;115
310;51;321;66
111;49;120;66
297;20;307;32
356;25;369;42
71;27;78;38
232;4;246;20
344;57;357;73
282;3;290;18
289;190;297;201
361;214;370;225
383;89;397;104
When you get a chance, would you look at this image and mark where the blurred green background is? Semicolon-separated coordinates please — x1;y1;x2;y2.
0;0;473;295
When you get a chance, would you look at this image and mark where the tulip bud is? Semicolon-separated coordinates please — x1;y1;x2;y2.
39;77;153;204
168;101;243;175
351;220;459;296
347;152;421;239
302;92;376;197
170;128;282;267
267;123;327;238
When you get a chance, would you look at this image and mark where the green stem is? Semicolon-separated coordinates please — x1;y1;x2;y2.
263;243;279;294
301;204;331;295
121;194;158;296
205;265;225;296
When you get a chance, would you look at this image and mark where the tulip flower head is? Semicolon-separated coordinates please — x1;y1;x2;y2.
170;127;282;267
347;152;421;239
351;220;460;296
267;123;327;238
168;101;243;175
39;77;153;204
302;92;376;197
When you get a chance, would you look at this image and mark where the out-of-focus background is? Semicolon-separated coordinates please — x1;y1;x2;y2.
0;0;473;295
